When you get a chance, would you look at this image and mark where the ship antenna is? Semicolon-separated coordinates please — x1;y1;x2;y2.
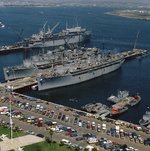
75;16;79;27
66;21;68;29
133;31;140;50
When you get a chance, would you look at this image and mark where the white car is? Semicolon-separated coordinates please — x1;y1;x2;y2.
61;139;71;146
87;137;98;144
78;121;82;127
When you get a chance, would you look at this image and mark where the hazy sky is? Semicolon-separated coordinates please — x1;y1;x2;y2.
0;0;150;8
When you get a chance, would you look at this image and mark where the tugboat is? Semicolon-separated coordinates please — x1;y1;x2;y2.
127;94;141;106
139;108;150;126
110;106;128;116
107;90;129;103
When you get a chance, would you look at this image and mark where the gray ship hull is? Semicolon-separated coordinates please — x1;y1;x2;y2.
3;67;37;81
28;32;91;48
38;59;124;91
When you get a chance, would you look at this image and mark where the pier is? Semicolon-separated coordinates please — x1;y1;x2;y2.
0;77;37;91
0;46;30;55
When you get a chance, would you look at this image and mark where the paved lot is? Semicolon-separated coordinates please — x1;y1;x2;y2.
0;135;44;151
0;90;150;151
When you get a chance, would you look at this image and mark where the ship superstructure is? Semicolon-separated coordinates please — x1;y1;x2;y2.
24;23;91;48
3;47;99;81
37;52;124;91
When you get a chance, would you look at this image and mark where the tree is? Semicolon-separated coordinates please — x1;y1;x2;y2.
92;148;98;151
13;126;19;132
49;129;54;142
84;148;89;151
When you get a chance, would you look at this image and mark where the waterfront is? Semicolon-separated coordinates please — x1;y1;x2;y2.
0;7;150;124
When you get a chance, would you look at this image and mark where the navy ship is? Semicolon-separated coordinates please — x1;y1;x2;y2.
3;60;37;81
3;47;99;81
37;53;124;91
24;22;91;48
0;23;91;54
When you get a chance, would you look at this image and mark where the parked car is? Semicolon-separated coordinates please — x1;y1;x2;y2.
61;139;71;146
86;121;91;129
87;137;98;144
78;120;82;127
73;117;78;125
57;112;62;119
76;137;84;141
144;138;150;146
82;133;96;139
36;133;44;138
61;114;66;121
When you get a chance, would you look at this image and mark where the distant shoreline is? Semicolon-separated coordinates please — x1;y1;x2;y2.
106;10;150;21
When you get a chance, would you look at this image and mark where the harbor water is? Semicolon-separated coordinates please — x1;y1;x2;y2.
0;7;150;124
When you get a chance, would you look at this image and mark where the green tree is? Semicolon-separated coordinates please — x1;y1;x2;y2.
49;129;54;142
92;148;98;151
84;148;89;151
13;126;19;132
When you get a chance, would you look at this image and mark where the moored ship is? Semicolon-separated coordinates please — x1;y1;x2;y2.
0;24;91;54
139;109;150;126
3;60;37;81
127;95;141;106
3;47;99;81
37;53;124;91
25;25;91;48
110;106;128;116
107;90;129;103
110;93;141;116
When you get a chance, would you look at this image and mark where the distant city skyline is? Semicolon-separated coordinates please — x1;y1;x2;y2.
0;0;150;8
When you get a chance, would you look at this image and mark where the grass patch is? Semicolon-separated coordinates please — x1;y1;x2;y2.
0;126;24;138
24;141;75;151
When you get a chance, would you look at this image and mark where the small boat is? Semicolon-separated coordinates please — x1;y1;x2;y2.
139;110;150;126
0;22;5;28
98;109;110;118
110;106;128;116
107;90;129;103
127;95;141;106
31;85;38;91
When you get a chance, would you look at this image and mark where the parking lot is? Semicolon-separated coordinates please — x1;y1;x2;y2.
0;90;150;150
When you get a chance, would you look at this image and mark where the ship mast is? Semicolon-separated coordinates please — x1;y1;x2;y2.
133;31;140;50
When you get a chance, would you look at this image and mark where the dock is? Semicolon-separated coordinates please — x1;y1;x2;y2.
0;46;30;55
0;77;37;91
114;48;149;61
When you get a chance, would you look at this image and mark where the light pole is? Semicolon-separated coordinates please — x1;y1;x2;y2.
6;85;13;140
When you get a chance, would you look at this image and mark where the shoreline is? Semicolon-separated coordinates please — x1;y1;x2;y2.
0;86;148;129
106;10;150;21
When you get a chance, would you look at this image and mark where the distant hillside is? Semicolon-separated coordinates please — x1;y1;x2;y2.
0;0;150;8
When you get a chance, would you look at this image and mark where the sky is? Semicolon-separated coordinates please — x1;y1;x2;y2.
0;0;150;8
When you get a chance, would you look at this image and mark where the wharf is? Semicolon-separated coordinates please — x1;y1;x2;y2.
0;77;37;91
0;46;30;55
115;48;149;61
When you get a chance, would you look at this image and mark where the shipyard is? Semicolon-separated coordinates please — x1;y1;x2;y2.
0;1;150;151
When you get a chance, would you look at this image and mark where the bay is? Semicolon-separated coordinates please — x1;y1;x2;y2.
0;6;150;124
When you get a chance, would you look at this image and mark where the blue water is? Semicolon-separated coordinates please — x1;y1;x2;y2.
0;7;150;124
